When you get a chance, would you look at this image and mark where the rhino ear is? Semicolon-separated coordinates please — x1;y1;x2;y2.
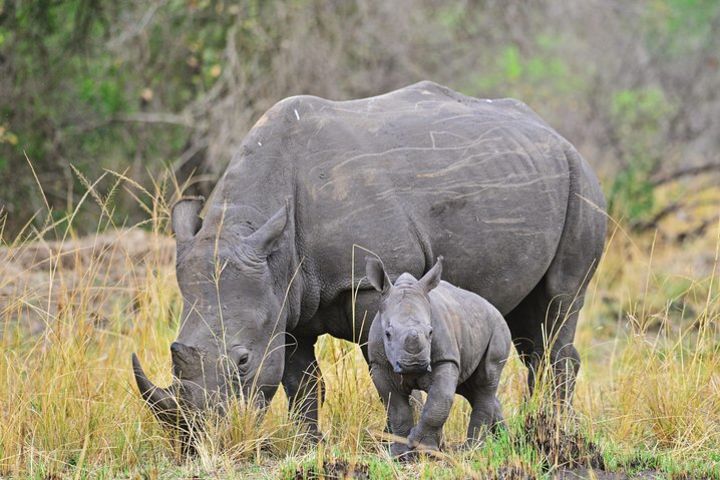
365;256;392;295
246;204;290;258
172;197;204;242
418;256;443;293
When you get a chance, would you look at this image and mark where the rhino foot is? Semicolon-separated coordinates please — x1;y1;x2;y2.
408;426;442;453
390;442;417;462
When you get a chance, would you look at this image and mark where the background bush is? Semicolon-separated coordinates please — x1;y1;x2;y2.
1;0;719;236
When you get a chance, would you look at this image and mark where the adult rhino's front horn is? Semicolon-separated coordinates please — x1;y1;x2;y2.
132;353;182;426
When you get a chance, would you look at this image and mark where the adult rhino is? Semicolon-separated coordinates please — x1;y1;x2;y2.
132;81;606;438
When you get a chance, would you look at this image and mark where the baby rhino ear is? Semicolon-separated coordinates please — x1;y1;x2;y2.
418;256;443;293
365;256;392;295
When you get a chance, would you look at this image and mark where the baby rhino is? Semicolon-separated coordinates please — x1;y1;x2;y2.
366;256;511;457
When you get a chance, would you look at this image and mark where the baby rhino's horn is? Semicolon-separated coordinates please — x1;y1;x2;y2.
404;329;422;354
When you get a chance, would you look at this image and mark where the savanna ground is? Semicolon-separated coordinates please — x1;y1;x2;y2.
0;175;718;480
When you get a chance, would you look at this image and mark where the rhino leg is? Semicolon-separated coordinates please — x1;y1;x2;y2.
506;276;585;403
408;362;459;453
460;329;508;444
465;391;504;444
370;365;415;459
281;335;323;439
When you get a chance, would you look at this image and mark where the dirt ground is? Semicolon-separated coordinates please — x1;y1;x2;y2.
556;469;665;479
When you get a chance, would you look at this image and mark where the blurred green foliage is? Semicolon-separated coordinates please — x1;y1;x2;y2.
647;0;720;55
0;0;718;237
607;87;675;223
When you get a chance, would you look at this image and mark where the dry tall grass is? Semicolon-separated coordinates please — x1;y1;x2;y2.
0;178;718;479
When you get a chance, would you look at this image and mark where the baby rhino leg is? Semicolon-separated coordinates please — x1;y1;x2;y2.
465;386;504;443
408;362;460;452
462;329;509;444
371;365;414;458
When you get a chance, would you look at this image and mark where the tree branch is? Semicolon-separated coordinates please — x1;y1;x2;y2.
651;161;720;187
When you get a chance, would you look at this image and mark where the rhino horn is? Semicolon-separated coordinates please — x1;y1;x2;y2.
132;353;180;425
404;329;422;354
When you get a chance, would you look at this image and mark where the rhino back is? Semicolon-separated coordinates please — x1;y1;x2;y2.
210;82;574;317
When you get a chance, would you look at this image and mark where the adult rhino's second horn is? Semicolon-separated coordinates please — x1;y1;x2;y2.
132;353;180;425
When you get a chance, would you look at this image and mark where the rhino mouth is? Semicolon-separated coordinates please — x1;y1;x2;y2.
394;360;432;374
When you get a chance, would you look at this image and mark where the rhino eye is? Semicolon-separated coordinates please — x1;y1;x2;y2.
231;346;251;371
428;328;433;337
237;352;250;366
385;329;392;339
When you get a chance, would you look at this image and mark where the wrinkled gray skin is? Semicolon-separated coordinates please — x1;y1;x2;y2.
132;81;606;439
366;256;511;457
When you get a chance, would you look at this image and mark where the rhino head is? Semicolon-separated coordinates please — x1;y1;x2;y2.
365;256;443;375
132;197;292;434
